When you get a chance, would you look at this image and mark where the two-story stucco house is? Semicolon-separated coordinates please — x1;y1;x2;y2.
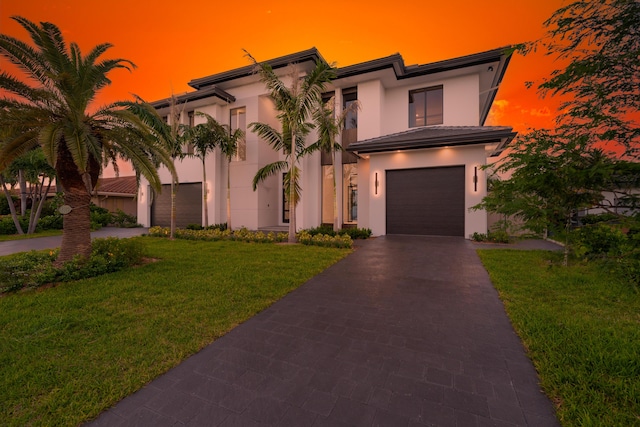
137;47;516;238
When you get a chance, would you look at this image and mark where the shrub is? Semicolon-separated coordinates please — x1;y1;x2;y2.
0;195;18;215
306;224;336;236
186;223;204;230
471;232;488;242
0;215;30;235
0;251;56;293
110;209;141;228
90;204;112;228
298;231;352;248
341;227;372;240
36;213;63;231
304;225;371;240
205;223;228;231
149;225;354;247
0;237;148;294
572;223;628;259
470;230;510;243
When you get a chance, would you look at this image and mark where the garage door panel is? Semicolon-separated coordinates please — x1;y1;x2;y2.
386;166;464;236
151;183;202;228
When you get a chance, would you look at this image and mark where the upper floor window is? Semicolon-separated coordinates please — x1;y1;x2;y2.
230;107;246;161
343;87;358;130
409;86;443;127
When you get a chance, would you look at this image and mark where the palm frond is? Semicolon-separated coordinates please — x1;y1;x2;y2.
248;122;285;151
252;160;288;190
38;122;63;166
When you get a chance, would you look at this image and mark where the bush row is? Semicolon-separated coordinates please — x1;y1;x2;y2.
0;205;140;235
0;237;147;293
303;224;372;240
470;230;510;243
148;226;354;248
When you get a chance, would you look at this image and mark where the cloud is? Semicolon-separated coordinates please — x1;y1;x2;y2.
486;99;509;125
521;106;551;117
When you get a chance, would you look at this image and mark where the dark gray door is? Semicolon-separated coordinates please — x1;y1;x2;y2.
151;183;202;228
386;166;465;236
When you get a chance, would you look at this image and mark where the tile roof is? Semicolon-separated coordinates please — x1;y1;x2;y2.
95;176;138;196
347;126;517;156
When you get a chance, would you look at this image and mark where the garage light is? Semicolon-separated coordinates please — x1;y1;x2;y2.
375;172;379;195
473;166;478;192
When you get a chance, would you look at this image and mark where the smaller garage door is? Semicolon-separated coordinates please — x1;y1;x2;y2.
151;183;202;228
386;166;465;236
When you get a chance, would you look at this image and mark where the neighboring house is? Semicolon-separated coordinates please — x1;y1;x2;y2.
91;176;138;217
137;47;516;237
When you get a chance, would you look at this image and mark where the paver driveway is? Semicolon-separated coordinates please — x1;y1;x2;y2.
88;235;559;426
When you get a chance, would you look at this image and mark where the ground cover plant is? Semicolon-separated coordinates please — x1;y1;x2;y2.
0;237;147;293
478;249;640;426
0;238;349;426
148;225;355;248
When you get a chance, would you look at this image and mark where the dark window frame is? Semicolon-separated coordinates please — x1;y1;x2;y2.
408;85;443;128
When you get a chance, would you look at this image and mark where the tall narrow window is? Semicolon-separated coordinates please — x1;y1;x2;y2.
343;164;357;224
230;107;246;161
343;87;358;130
342;87;359;164
409;86;443;127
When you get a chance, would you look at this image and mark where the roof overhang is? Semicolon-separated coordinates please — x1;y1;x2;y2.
150;85;235;110
188;48;326;90
347;126;517;157
335;47;512;125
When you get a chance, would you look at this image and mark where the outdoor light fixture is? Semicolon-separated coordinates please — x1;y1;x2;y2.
375;172;379;195
488;66;494;72
473;166;478;191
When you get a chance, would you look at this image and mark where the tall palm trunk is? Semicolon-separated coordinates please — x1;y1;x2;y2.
56;145;92;263
288;129;296;243
227;159;232;230
202;158;209;228
170;179;177;239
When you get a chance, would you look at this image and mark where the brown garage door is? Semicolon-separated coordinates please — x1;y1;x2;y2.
151;183;202;228
386;166;465;236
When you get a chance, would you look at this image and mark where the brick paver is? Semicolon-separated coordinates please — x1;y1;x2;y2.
87;235;560;426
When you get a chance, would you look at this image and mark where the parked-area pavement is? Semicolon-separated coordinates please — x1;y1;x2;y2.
86;235;561;426
0;227;148;256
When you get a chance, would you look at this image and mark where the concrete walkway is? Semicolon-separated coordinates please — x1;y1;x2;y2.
87;235;559;426
0;227;148;256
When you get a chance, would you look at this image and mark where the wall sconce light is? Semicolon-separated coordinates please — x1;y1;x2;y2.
473;166;478;192
375;172;379;195
488;66;494;72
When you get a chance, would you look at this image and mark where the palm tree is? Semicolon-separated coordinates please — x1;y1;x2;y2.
185;117;221;228
245;51;335;242
125;95;186;238
0;149;56;234
196;112;245;230
312;96;361;231
0;17;175;262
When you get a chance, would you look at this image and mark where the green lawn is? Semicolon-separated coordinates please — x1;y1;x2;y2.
478;250;640;426
0;229;62;242
0;238;350;426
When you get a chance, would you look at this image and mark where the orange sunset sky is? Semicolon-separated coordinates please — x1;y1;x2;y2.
1;0;567;133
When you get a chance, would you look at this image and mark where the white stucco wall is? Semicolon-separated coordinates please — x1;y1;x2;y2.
380;73;480;136
136;58;493;235
363;145;488;238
